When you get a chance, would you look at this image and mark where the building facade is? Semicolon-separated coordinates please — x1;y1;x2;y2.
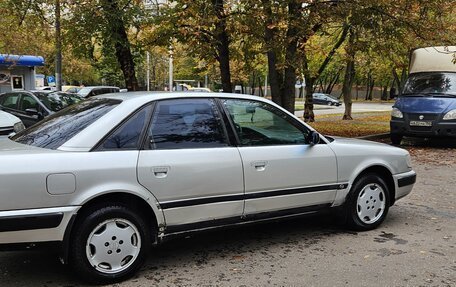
0;54;45;93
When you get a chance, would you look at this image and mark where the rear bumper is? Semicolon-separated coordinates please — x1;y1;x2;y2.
391;119;456;137
393;170;416;202
0;206;79;244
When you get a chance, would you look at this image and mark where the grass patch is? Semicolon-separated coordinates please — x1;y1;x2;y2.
306;112;390;137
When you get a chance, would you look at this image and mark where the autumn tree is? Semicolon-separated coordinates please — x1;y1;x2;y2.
66;0;144;90
149;0;237;92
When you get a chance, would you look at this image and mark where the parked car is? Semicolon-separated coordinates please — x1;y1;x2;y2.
78;86;120;98
390;46;456;144
313;93;342;106
188;87;211;92
63;85;81;93
0;92;416;284
0;90;83;127
0;110;25;136
35;86;57;91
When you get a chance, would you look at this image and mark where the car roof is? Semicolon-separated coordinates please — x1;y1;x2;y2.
80;86;120;89
98;91;272;105
28;90;52;94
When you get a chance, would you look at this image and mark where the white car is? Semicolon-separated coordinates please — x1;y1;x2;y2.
0;110;25;136
0;92;416;283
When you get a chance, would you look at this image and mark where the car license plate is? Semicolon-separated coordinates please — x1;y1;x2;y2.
409;121;432;127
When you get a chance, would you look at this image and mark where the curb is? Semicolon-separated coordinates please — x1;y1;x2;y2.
356;133;390;140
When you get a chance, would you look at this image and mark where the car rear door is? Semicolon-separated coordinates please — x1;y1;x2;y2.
0;92;20;118
137;98;244;231
221;98;338;218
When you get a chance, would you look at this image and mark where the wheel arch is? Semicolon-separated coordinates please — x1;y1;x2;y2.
61;191;163;264
351;165;396;206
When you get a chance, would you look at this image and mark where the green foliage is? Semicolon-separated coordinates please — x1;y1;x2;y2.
2;0;455;97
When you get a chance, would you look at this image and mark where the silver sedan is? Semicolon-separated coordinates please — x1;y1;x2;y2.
0;92;416;283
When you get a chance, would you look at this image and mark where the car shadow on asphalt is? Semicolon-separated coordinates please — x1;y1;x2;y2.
0;209;415;286
140;214;352;271
0;213;346;286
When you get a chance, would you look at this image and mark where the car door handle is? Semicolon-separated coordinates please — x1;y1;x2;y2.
152;166;170;178
251;161;267;171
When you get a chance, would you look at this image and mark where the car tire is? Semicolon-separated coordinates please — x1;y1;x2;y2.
69;204;152;284
391;134;403;145
327;102;332;106
345;174;390;231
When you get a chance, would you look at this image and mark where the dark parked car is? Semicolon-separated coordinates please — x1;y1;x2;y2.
313;93;341;106
77;86;120;98
0;91;82;127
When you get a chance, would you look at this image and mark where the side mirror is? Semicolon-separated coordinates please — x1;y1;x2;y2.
308;131;320;145
25;108;43;119
25;108;39;115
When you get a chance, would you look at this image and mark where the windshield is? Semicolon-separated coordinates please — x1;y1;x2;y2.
78;87;92;97
402;72;456;96
37;92;83;112
11;98;120;149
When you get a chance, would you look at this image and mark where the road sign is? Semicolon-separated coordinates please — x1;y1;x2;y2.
47;75;55;84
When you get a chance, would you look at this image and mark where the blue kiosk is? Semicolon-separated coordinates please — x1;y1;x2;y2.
0;54;45;93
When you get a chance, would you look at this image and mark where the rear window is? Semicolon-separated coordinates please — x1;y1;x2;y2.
11;98;120;149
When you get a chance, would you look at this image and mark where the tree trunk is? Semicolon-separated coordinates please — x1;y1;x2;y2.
393;67;408;97
365;74;370;100
342;57;355;120
342;27;356;120
368;79;375;100
250;71;256;95
281;0;299;113
318;78;324;93
326;70;341;94
213;0;232;93
258;77;264;97
262;0;283;105
381;85;388;101
304;74;315;122
101;0;138;91
302;23;349;121
355;79;359;100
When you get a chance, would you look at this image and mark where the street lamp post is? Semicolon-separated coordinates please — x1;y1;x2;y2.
168;45;173;91
146;51;150;91
55;0;62;91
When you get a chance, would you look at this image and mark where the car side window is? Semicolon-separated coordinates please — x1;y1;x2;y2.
1;93;19;109
97;104;153;151
222;99;308;146
148;98;228;149
19;94;39;112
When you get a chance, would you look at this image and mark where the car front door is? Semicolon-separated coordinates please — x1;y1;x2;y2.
17;93;43;127
221;98;338;218
137;98;244;231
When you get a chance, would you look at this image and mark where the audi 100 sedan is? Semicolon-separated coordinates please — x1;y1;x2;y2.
0;92;416;283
